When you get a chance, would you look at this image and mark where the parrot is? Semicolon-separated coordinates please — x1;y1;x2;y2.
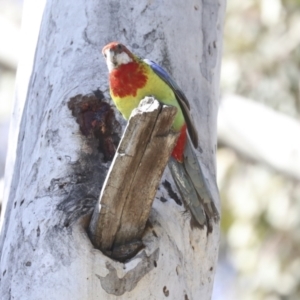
102;42;219;231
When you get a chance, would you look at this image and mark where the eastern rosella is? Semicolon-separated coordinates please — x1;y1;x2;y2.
102;42;219;230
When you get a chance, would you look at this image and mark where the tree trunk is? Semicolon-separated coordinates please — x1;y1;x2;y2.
0;0;225;299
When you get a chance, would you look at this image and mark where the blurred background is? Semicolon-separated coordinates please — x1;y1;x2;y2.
0;0;299;299
0;0;21;208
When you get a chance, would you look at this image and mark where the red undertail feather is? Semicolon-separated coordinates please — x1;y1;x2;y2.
172;124;187;163
110;62;147;98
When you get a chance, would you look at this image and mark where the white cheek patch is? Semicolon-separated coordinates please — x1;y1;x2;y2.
104;49;133;72
116;52;132;65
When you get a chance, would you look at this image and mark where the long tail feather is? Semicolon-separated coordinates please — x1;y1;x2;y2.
168;138;220;232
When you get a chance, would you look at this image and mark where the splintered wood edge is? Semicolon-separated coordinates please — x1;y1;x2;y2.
88;97;179;257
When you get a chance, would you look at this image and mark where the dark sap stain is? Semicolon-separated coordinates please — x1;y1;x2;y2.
160;196;167;203
163;286;169;297
68;90;121;161
162;180;182;206
37;226;40;237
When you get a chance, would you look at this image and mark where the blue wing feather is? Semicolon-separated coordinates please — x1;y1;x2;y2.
143;59;190;109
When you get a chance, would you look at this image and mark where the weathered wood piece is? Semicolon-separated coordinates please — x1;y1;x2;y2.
88;97;179;256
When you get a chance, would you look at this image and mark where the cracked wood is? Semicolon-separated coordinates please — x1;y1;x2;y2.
88;97;179;254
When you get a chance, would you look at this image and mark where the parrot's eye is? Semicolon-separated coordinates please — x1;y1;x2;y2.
103;53;107;58
117;44;123;51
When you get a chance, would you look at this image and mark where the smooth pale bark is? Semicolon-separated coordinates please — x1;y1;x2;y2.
0;0;46;229
0;0;225;299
